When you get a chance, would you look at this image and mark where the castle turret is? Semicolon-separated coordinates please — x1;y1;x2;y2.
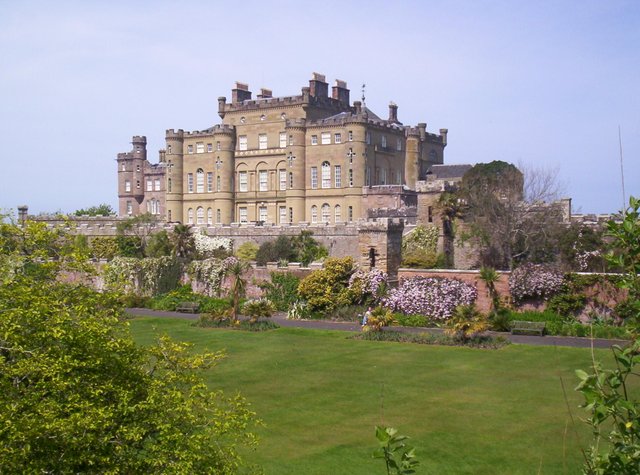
117;135;147;216
285;119;307;222
212;125;235;224
164;129;184;222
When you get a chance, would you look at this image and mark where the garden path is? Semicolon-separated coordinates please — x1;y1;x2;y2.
125;308;627;349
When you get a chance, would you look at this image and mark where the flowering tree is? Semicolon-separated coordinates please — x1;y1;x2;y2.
384;276;477;320
508;263;564;305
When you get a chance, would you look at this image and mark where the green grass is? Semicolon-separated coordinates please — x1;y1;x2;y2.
129;317;618;474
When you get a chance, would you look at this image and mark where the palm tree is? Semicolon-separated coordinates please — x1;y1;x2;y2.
170;224;195;259
479;266;500;312
224;258;248;323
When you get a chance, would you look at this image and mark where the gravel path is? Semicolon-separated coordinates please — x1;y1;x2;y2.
125;308;628;349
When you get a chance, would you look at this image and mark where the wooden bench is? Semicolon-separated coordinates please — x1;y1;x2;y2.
511;320;545;336
176;302;200;314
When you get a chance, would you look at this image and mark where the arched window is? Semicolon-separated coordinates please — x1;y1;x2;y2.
187;208;194;224
196;168;204;193
321;203;330;223
196;206;204;225
207;207;213;225
335;204;342;223
311;205;318;224
167;178;172;192
321;161;331;188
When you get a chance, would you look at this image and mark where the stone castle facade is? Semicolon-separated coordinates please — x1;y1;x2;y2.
117;73;448;225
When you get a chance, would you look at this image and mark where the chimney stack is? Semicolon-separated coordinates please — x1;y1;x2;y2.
388;102;399;123
231;82;252;103
332;79;350;104
354;101;362;114
17;205;28;226
257;88;272;99
418;123;427;141
309;72;328;98
439;128;448;146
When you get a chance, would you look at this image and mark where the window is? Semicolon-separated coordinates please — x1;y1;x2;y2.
207;143;213;153
381;135;387;148
216;141;221;151
279;132;287;148
136;164;140;172
196;142;204;153
348;130;353;141
365;167;371;186
311;135;318;145
239;171;248;192
125;180;131;192
321;161;331;188
126;201;132;215
311;167;318;189
321;203;330;223
288;135;293;146
334;166;342;188
311;205;318;223
187;144;194;154
154;179;161;191
365;132;371;145
216;209;221;224
187;173;194;193
348;206;353;222
279;206;287;224
380;168;387;185
239;207;248;223
396;138;402;151
216;175;221;192
335;205;342;223
259;170;268;191
196;168;204;193
428;206;433;223
289;207;293;223
207;172;213;192
258;206;267;222
168;209;172;222
187;208;194;224
258;134;267;150
167;144;172;154
289;172;293;188
349;169;353;187
136;180;140;189
238;135;247;151
121;163;126;171
321;132;330;145
196;207;204;225
207;207;213;225
334;133;341;144
168;178;172;192
279;170;287;190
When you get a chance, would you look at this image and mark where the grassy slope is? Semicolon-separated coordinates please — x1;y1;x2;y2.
130;317;613;475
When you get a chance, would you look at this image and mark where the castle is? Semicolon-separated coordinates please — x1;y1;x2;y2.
117;73;448;225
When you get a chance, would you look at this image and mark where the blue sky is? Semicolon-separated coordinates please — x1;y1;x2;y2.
1;0;638;215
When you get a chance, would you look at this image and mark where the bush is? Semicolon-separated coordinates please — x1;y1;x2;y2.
297;257;355;312
384;276;477;320
260;272;300;311
446;304;488;340
324;305;367;322
348;267;388;304
236;241;259;261
488;308;512;332
287;300;311;320
509;263;564;305
90;236;119;260
401;248;439;269
393;313;431;328
148;285;232;314
242;298;276;323
546;293;587;317
363;306;395;332
119;293;152;309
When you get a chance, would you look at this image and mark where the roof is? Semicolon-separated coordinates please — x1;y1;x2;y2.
427;164;473;180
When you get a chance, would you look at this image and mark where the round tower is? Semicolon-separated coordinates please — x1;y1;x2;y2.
165;129;184;222
405;128;421;189
213;125;235;224
284;120;307;222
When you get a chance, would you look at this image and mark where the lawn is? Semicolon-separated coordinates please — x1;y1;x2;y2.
130;317;614;474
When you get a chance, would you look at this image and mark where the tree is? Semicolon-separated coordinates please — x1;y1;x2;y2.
73;203;115;216
458;161;566;269
575;196;640;473
145;229;172;258
223;257;248;323
116;213;159;256
170;223;195;260
0;220;259;473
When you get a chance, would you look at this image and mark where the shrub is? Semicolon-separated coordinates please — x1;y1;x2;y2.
348;267;388;304
324;305;367;322
363;306;395;332
145;230;172;258
393;313;431;328
236;241;259;261
508;263;564;304
546;293;587;317
297;257;356;312
353;330;509;349
260;272;300;311
488;308;512;332
401;248;439;269
384;276;477;320
242;298;276;323
446;304;488;340
193;230;233;259
103;256;182;296
90;236;120;260
287;300;310;320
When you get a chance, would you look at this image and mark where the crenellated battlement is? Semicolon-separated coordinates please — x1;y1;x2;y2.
165;129;185;139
